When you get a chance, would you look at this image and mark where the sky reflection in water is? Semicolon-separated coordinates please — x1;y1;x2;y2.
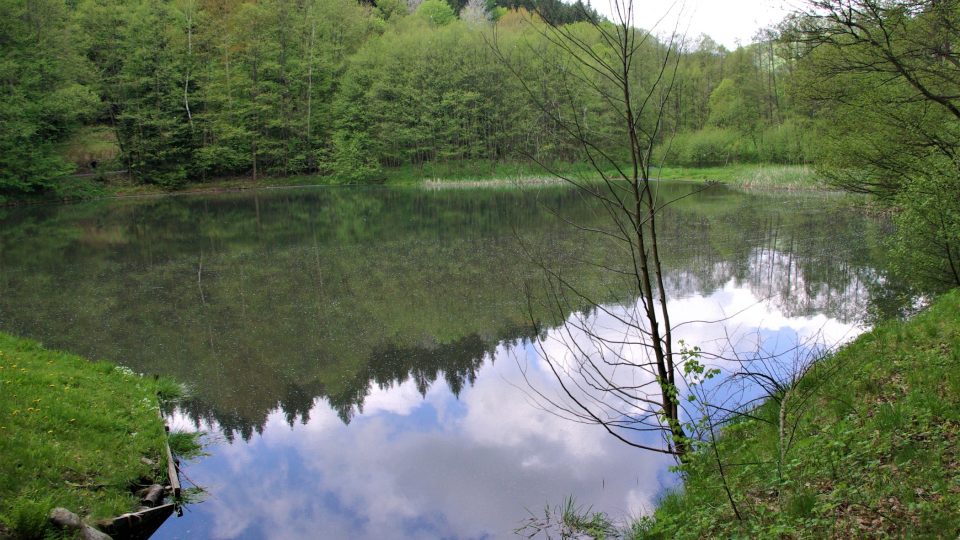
0;185;896;539
160;279;862;540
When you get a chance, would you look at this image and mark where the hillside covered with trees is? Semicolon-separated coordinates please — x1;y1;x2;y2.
1;1;958;536
5;0;954;290
2;0;812;194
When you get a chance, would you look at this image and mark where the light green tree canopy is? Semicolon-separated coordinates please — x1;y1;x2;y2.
416;0;455;26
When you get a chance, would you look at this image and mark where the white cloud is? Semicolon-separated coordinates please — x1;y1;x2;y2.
594;0;796;49
361;378;435;416
164;280;865;539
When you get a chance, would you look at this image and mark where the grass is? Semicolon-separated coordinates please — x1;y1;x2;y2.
380;160;613;186
653;164;824;190
517;496;621;539
105;173;325;198
384;161;824;191
0;332;192;538
634;289;960;538
4;161;826;206
57;126;121;172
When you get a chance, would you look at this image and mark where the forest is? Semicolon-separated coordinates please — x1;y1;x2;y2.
2;0;809;194
3;0;955;288
1;1;959;537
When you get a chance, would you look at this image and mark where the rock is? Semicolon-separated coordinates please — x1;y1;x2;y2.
49;507;113;540
140;457;155;466
49;508;82;529
80;524;112;540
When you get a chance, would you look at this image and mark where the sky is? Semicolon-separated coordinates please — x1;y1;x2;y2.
594;0;799;49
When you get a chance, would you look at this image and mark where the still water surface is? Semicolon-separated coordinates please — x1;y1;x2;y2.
0;184;905;538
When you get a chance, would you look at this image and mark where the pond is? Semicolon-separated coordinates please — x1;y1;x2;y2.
0;183;908;538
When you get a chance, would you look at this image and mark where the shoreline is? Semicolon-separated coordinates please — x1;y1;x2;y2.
1;164;828;207
0;332;197;538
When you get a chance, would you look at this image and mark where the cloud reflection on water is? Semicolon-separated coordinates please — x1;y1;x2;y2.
160;279;861;540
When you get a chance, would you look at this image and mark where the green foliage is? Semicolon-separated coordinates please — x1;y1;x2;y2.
790;1;960;287
486;0;598;25
0;0;820;198
707;78;756;133
660;121;812;167
328;132;383;184
489;6;508;21
0;496;53;540
756;119;810;164
662;127;743;167
656;31;809;166
168;430;205;460
416;0;456;25
48;178;111;202
0;0;810;199
0;0;97;196
331;16;547;170
888;175;960;291
516;496;619;539
375;0;407;21
155;376;188;404
68;0;375;186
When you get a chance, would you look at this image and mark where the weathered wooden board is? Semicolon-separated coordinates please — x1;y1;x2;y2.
100;503;175;540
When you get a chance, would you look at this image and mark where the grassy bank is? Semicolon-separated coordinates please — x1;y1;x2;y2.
383;161;822;191
380;160;610;186
634;289;960;538
0;333;187;538
2;162;825;205
654;164;823;190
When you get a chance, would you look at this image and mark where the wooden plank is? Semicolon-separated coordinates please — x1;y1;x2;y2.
101;503;175;539
164;428;181;498
158;409;182;498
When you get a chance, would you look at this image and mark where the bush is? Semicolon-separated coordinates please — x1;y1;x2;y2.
658;121;813;167
756;119;810;164
659;127;741;167
889;173;960;290
328;132;383;184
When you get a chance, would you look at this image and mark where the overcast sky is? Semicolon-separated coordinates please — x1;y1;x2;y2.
593;0;801;49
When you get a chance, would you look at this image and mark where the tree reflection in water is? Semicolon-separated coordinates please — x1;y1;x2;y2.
0;185;916;537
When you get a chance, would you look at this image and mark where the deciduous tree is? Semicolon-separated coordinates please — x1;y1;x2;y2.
792;0;960;288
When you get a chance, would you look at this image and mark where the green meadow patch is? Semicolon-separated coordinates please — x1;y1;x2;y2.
0;333;191;538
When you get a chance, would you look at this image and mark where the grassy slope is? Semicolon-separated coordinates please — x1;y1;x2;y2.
638;289;960;538
0;333;182;538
